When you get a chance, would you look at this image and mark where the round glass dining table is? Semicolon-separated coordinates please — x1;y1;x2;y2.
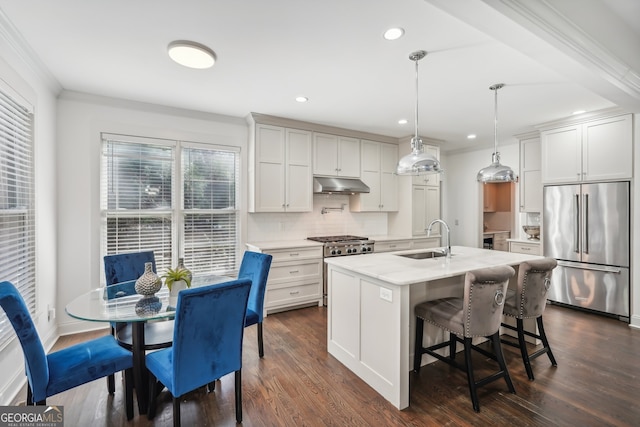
65;275;232;415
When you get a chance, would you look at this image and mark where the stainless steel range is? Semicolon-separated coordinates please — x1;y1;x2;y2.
307;235;375;305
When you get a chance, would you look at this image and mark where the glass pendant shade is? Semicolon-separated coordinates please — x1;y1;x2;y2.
476;83;517;183
396;50;442;176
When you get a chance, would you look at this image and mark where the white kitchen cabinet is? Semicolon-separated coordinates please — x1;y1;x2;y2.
411;145;440;187
519;136;542;212
541;114;632;184
350;140;398;212
509;241;540;255
313;133;360;177
411;185;440;236
246;244;323;314
493;231;510;252
249;124;312;212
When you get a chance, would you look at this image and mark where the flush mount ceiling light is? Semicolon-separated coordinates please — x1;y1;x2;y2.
167;40;216;69
398;119;408;125
476;83;518;183
467;134;477;139
383;27;405;40
295;96;308;103
396;50;442;176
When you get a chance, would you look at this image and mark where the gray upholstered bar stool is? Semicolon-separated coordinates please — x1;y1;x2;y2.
413;265;516;412
500;257;558;380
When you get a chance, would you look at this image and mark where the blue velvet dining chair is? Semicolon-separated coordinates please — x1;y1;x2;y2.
0;281;134;419
238;251;273;358
103;251;173;393
146;278;252;427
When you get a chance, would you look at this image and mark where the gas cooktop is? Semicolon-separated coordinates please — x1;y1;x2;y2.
307;235;369;243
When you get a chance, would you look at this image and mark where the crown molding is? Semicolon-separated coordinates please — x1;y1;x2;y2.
0;9;61;94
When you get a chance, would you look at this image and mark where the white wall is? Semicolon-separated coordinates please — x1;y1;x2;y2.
441;143;520;247
0;32;58;404
56;92;248;336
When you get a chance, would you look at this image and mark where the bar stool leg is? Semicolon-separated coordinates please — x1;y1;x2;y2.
463;337;480;412
491;332;516;393
537;316;557;366
516;318;535;380
449;332;457;360
414;317;424;373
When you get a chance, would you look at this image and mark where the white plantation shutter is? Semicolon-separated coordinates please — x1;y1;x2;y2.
0;85;35;347
101;135;240;280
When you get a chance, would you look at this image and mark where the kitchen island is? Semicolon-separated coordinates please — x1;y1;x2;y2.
325;246;542;409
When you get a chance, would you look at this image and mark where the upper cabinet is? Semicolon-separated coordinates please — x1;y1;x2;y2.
541;114;632;184
249;124;313;213
350;140;398;212
313;133;360;177
519;135;542;212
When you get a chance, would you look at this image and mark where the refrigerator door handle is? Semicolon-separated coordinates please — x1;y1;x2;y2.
583;194;589;254
574;194;580;253
557;260;622;274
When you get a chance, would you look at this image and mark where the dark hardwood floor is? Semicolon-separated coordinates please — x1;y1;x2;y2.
12;303;640;426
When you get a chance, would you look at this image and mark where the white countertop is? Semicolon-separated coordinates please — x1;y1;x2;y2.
324;245;542;286
246;240;323;251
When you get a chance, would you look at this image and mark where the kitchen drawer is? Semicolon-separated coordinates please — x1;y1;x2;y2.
266;281;321;308
267;246;323;262
268;259;322;283
509;241;540;255
375;240;412;253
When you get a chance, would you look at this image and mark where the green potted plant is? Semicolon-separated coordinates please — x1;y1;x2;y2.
162;267;192;309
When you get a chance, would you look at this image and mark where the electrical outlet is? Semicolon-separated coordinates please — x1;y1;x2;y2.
455;219;459;226
379;287;392;302
47;304;56;321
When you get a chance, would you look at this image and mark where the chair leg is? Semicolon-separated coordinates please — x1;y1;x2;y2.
124;368;134;420
173;396;181;427
449;332;457;361
491;332;516;394
413;317;424;372
257;322;264;358
516;318;535;380
235;370;242;423
537;316;557;366
207;380;216;392
107;374;115;394
26;383;33;405
463;337;480;412
147;373;161;420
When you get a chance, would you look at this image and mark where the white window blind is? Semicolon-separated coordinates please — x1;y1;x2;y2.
0;86;35;348
101;135;240;278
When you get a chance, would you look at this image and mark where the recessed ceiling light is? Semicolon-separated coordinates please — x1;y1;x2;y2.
295;96;308;103
572;110;586;115
383;28;404;41
467;134;477;139
168;40;216;69
398;119;408;125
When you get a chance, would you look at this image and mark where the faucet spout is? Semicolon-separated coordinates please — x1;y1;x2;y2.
426;219;451;258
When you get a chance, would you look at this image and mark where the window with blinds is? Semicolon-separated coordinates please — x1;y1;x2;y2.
101;134;240;278
0;86;35;348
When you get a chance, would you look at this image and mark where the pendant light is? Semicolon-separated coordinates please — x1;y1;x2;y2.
476;83;518;183
396;50;442;175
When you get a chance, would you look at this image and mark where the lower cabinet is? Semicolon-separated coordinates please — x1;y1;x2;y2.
246;245;323;314
375;237;441;253
509;241;540;255
493;232;510;252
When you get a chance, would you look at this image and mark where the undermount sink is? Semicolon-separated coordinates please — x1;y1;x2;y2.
396;250;447;259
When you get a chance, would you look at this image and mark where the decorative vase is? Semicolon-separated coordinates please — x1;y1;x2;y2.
168;279;187;311
135;295;162;316
135;262;162;296
177;258;193;282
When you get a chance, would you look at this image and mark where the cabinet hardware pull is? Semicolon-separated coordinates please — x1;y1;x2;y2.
289;253;299;256
289;270;299;274
289;291;300;295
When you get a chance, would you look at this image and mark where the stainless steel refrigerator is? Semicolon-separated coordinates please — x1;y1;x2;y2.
543;181;629;319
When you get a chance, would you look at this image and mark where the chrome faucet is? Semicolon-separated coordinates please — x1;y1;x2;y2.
427;219;451;258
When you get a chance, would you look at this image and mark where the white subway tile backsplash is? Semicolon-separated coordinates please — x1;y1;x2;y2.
247;194;388;241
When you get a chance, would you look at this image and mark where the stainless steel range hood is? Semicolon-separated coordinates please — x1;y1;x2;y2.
313;176;370;195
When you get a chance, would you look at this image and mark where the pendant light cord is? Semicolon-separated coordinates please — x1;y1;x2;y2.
414;55;419;144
